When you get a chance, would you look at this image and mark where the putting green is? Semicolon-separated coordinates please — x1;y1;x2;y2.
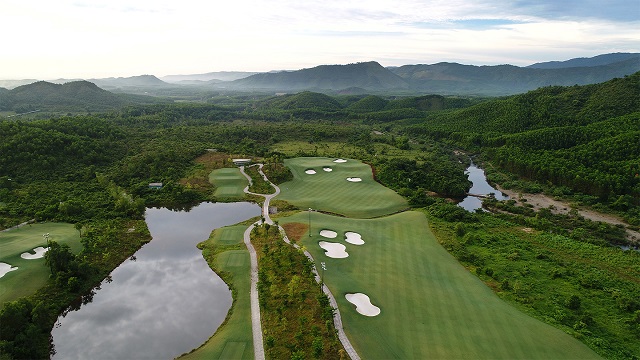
280;211;600;359
210;168;248;199
277;157;408;218
181;225;254;360
0;223;82;305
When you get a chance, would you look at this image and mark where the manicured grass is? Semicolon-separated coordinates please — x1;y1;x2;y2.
181;225;254;360
209;168;248;199
277;157;408;218
0;223;81;305
280;211;601;359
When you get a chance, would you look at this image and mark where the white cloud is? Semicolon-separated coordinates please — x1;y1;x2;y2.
1;0;638;78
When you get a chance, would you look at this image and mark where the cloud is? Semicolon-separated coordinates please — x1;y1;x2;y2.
0;0;638;78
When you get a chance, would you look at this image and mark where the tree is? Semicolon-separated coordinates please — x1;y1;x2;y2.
44;240;75;276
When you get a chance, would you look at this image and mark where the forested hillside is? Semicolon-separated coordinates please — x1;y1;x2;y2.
409;72;640;223
0;81;168;114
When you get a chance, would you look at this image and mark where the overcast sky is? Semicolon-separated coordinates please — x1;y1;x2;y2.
1;0;638;79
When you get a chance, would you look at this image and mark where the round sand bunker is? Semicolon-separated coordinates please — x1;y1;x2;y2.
305;169;317;175
345;293;381;316
346;177;362;182
21;246;48;260
323;167;333;172
0;263;18;278
344;231;365;245
319;229;338;238
333;159;347;163
319;241;349;258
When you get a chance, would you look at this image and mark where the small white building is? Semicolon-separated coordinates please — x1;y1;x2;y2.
232;159;252;166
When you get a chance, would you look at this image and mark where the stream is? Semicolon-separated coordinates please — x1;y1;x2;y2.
458;162;509;212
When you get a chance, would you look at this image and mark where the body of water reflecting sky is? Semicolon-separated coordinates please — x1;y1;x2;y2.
52;202;260;360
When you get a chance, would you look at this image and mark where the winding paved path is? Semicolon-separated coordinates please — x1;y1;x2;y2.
239;164;360;360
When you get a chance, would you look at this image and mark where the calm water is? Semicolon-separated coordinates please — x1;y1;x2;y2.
52;202;260;360
458;163;509;212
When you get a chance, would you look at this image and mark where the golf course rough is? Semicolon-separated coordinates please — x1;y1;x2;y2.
278;157;408;219
276;157;600;359
0;223;82;305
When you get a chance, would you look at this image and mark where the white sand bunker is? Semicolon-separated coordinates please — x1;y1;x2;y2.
345;293;381;316
305;169;317;175
320;229;338;238
344;232;365;245
346;177;362;182
334;159;347;163
21;246;48;259
319;241;349;258
0;263;18;278
323;167;333;172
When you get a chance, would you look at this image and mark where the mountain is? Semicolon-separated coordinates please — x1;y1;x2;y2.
90;75;170;89
0;79;40;89
527;52;640;69
390;58;640;96
228;61;410;92
162;71;259;83
0;80;167;113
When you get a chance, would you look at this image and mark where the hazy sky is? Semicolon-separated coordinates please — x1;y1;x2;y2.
2;0;639;79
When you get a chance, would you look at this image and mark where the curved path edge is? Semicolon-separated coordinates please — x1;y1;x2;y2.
239;164;360;360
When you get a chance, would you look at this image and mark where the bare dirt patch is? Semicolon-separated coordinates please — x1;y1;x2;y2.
497;185;640;243
281;222;308;242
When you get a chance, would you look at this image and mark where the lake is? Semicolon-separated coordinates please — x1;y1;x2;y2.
51;202;260;360
458;163;509;211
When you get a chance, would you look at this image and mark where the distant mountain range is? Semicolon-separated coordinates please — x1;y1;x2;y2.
226;61;410;92
527;52;640;69
2;53;638;97
220;53;639;95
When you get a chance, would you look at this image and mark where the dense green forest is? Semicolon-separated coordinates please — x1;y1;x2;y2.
407;73;640;224
1;74;639;359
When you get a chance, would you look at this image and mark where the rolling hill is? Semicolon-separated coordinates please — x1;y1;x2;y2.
0;80;167;113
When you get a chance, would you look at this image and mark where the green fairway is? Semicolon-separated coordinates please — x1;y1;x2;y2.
210;167;248;199
181;225;254;360
277;157;408;218
280;211;600;359
0;223;82;305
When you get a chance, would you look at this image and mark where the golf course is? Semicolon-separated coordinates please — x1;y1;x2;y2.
276;157;600;359
210;167;249;199
0;223;82;305
276;157;408;218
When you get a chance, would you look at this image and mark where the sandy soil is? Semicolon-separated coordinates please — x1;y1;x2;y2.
345;293;380;316
320;229;338;238
496;185;639;243
0;262;19;278
21;246;48;259
305;169;317;174
346;177;362;182
334;159;347;163
319;241;349;258
344;231;365;245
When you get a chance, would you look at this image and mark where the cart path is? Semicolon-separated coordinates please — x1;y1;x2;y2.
240;164;360;360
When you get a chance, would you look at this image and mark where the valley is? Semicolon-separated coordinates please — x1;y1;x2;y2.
0;66;638;360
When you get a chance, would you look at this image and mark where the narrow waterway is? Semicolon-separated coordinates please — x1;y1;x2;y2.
52;202;260;360
458;162;509;211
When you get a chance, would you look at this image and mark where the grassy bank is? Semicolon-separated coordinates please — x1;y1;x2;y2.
181;225;254;360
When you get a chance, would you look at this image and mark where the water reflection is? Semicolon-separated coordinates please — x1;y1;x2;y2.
458;163;509;212
52;202;260;360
